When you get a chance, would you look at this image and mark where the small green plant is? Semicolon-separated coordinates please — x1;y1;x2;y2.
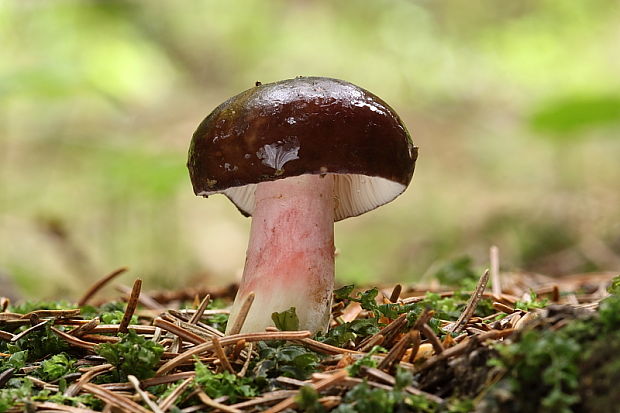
37;353;74;382
194;359;256;402
253;342;321;381
95;330;164;380
272;307;300;331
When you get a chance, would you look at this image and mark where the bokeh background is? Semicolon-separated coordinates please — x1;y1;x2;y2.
1;0;619;299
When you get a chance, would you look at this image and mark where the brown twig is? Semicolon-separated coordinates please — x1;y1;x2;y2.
265;369;349;413
238;342;254;377
212;336;235;373
298;337;365;355
389;284;402;303
421;324;444;354
158;377;194;411
357;313;407;350
378;330;416;371
65;364;114;397
407;329;422;363
416;329;515;372
82;383;151;413
361;366;444;404
156;331;311;376
69;317;100;337
153;318;207;345
189;294;211;324
196;389;242;413
78;267;128;306
35;401;99;413
449;270;490;334
226;292;255;335
118;279;142;334
128;375;164;413
357;334;385;352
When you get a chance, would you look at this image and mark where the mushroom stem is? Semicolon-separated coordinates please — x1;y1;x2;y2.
225;174;335;334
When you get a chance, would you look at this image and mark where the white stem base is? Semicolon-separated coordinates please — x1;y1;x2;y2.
226;174;335;334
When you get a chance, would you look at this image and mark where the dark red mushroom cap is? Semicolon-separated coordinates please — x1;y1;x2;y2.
188;76;417;221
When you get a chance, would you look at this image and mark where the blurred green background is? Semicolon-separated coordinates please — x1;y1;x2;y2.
1;0;619;299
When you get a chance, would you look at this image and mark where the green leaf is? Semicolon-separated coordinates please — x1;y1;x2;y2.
0;350;28;370
253;342;320;380
607;275;620;295
334;285;355;300
348;345;384;376
13;323;69;360
194;359;256;402
38;353;74;382
95;330;164;380
271;307;300;331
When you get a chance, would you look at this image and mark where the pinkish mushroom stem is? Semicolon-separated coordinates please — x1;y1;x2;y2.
225;174;335;334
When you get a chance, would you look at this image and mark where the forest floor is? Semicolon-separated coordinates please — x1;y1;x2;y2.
1;265;618;412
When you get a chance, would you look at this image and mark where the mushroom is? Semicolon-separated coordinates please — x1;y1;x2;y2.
188;77;417;334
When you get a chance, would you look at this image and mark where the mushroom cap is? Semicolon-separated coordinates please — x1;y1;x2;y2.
188;76;417;221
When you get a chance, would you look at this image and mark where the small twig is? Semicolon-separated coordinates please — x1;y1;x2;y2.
231;339;246;360
276;376;308;387
361;366;444;404
10;320;50;342
358;334;385;352
153;318;207;345
407;329;421;363
212;336;235;373
389;284;402;303
238;342;254;377
35;401;99;413
51;327;97;350
196;389;242;413
166;313;223;340
0;368;15;387
490;246;502;297
265;369;349;413
450;270;490;334
298;338;364;355
141;371;195;388
119;279;142;334
26;375;59;391
413;308;435;330
228;390;298;410
65;364;114;397
78;267;128;306
0;330;14;341
226;292;255;335
416;329;515;372
356;313;407;350
89;325;155;334
421;324;444;354
189;294;211;324
69;317;100;337
156;331;311;376
20;309;81;319
128;375;164;413
492;302;515;314
158;377;193;411
378;330;416;371
82;382;151;413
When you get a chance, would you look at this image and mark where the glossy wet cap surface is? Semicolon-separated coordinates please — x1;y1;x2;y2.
188;77;417;215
